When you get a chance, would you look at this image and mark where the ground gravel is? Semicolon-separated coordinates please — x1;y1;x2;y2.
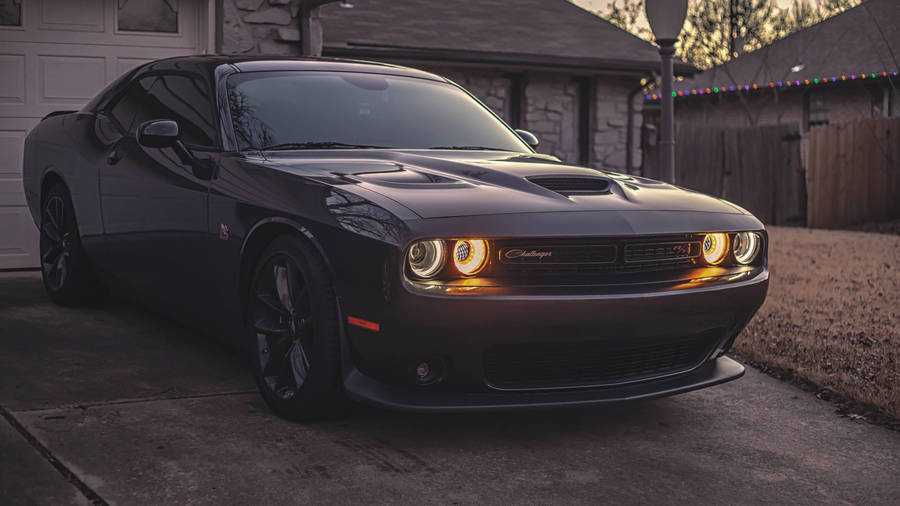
735;226;900;420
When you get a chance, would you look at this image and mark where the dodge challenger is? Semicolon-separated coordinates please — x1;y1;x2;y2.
22;56;768;421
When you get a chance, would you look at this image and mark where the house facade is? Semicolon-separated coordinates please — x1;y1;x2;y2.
653;0;899;131
0;0;690;269
221;0;695;171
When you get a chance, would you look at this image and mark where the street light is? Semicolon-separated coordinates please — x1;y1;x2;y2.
645;0;687;184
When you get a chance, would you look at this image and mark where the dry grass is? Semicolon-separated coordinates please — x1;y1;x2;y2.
734;226;900;421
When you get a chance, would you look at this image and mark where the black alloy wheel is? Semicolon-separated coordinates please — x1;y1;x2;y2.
248;235;345;421
39;182;104;306
252;254;314;400
41;194;70;291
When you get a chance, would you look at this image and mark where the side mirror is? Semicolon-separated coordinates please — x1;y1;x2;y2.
515;129;540;149
137;119;179;148
136;119;213;179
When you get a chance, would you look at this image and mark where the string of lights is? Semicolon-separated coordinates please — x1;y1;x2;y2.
645;71;899;100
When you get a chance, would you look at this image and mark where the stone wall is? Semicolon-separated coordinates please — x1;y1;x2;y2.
219;0;641;172
593;77;642;172
222;0;301;55
523;74;578;164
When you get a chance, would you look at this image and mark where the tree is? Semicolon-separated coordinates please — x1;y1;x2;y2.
680;0;777;68
598;0;861;70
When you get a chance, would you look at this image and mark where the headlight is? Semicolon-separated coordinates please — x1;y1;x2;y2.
452;239;488;276
733;231;761;265
408;240;445;278
702;233;729;265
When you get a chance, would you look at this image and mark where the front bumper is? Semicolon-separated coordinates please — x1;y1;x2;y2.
339;267;767;411
344;355;744;412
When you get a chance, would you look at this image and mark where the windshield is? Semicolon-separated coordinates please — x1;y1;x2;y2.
226;71;531;152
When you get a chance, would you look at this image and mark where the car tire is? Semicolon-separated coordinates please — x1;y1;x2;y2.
39;182;105;306
246;234;347;421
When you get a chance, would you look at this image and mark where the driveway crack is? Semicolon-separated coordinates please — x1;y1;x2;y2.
1;405;109;506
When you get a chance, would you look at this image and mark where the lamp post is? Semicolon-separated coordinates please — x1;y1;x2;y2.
645;0;687;184
300;0;353;57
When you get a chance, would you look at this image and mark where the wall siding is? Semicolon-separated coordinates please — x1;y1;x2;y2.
673;86;882;128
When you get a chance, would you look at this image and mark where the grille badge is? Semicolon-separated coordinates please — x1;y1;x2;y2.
504;249;552;260
499;244;616;264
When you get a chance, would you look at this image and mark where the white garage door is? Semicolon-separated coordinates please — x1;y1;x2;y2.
0;0;212;269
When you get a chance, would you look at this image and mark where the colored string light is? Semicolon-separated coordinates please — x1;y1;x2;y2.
646;70;898;100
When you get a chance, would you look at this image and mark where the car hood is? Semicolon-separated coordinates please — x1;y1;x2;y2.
263;150;746;219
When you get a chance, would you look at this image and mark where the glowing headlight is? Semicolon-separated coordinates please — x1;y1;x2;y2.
733;231;761;265
452;239;488;276
702;233;729;265
408;240;445;278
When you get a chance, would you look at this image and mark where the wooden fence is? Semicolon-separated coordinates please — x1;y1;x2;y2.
807;117;900;228
643;123;805;225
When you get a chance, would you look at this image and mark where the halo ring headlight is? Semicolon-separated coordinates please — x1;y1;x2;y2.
733;231;761;265
452;239;488;276
408;239;445;279
702;233;729;265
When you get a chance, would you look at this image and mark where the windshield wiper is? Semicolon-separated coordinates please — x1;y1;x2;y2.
428;145;512;151
260;141;387;150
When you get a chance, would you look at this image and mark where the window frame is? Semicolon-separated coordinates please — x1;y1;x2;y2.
0;0;23;28
805;90;829;129
115;0;180;35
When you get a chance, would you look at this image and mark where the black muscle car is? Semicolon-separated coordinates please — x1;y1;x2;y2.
22;56;768;420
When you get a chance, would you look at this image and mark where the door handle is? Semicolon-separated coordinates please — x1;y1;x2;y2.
107;150;123;165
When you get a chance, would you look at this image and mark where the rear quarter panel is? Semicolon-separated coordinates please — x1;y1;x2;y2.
23;113;105;244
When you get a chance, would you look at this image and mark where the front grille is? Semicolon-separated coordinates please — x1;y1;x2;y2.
489;235;702;278
483;331;720;390
528;176;611;196
498;244;616;265
624;241;700;263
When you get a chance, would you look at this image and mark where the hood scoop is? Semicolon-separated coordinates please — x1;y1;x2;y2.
527;175;611;196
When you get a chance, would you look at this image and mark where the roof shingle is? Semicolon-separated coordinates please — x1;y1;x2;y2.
320;0;694;74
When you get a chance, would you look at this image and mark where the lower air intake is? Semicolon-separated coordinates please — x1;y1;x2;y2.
483;330;720;390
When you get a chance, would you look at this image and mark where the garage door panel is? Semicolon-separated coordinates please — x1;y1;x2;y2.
117;57;155;76
4;0;201;49
0;0;210;270
38;55;107;103
0;178;27;206
0;54;26;104
0;207;40;269
0;128;28;177
36;0;105;33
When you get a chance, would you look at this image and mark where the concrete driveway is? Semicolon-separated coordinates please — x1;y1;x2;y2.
1;271;898;505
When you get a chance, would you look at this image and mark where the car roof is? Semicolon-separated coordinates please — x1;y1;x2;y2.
133;55;448;83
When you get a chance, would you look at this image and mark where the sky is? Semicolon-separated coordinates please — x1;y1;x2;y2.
571;0;813;32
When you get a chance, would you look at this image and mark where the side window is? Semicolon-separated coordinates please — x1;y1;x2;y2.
108;77;158;134
107;74;218;149
143;74;218;148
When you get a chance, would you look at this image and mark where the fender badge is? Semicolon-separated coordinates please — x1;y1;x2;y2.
219;224;230;240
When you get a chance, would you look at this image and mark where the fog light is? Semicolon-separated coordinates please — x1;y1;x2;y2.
413;359;446;385
702;233;729;265
415;362;431;381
